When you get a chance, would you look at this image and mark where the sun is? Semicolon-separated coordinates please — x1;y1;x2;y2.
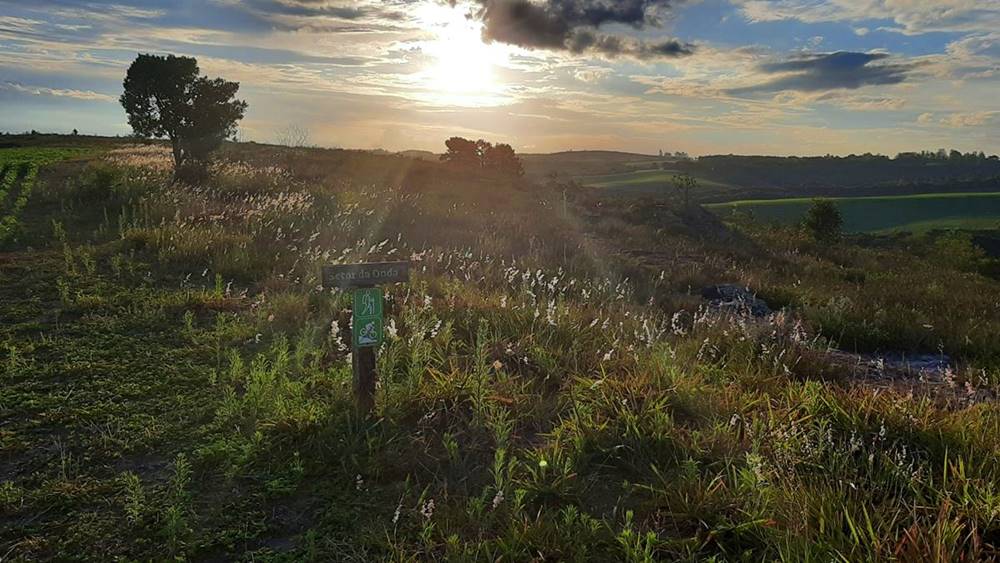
414;3;509;106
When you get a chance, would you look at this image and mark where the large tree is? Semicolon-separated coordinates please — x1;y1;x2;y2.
441;137;523;178
441;137;482;168
120;54;247;170
483;143;524;177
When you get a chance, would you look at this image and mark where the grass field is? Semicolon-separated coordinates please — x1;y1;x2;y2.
708;191;1000;233
575;169;736;200
1;143;999;560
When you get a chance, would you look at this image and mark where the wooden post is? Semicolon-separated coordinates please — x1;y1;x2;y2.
322;261;410;418
353;345;377;416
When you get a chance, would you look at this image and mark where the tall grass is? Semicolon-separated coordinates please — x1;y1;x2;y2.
2;144;996;560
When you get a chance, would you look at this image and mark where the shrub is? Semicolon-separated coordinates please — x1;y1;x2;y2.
931;231;985;272
804;198;843;243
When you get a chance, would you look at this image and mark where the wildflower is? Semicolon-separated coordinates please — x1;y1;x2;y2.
538;459;548;469
492;360;503;371
943;367;956;388
491;490;504;510
393;501;402;525
420;499;435;520
355;474;364;491
386;318;398;339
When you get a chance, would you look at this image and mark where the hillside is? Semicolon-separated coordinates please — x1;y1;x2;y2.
520;147;1000;203
520;150;666;181
1;140;998;560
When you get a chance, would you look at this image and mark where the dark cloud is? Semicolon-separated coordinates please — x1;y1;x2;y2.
730;51;916;95
466;0;694;60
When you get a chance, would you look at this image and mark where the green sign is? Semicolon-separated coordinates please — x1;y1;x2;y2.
352;288;383;348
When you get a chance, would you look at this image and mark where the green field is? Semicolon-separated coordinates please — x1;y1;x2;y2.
0;147;95;245
708;191;1000;233
576;169;736;199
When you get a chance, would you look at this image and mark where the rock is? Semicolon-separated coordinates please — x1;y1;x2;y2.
701;284;772;317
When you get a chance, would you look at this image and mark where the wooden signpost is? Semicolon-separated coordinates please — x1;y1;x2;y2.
323;261;410;415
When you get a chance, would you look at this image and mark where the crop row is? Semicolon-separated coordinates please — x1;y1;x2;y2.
0;163;39;244
0;162;20;205
0;147;93;168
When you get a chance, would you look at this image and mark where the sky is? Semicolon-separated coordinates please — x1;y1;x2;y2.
0;0;998;156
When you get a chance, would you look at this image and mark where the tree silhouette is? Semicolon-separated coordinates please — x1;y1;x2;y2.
804;199;843;243
120;54;247;171
442;137;481;168
441;137;523;178
483;143;524;177
671;173;697;208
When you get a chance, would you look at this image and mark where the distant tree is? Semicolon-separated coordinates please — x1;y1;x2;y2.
120;53;247;171
483;143;524;177
71;128;79;136
441;137;523;178
804;199;843;243
441;137;481;168
671;173;698;208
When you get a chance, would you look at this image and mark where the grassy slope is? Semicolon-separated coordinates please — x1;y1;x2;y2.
1;144;998;561
708;192;1000;233
576;169;736;200
520;151;662;181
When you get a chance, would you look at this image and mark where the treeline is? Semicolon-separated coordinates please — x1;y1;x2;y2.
678;150;1000;190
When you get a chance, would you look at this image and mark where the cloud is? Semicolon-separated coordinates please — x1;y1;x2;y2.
940;111;999;128
573;65;611;82
466;0;694;60
735;0;1000;35
0;80;116;102
0;16;45;35
728;51;916;95
780;91;907;111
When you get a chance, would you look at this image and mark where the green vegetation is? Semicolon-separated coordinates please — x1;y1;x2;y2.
576;169;735;200
523;150;1000;203
804;199;843;243
1;141;998;560
709;191;1000;233
0;148;95;245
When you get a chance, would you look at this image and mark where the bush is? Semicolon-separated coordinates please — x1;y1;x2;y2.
804;199;843;243
931;231;985;272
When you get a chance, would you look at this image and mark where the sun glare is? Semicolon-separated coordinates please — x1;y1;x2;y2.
414;3;509;106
